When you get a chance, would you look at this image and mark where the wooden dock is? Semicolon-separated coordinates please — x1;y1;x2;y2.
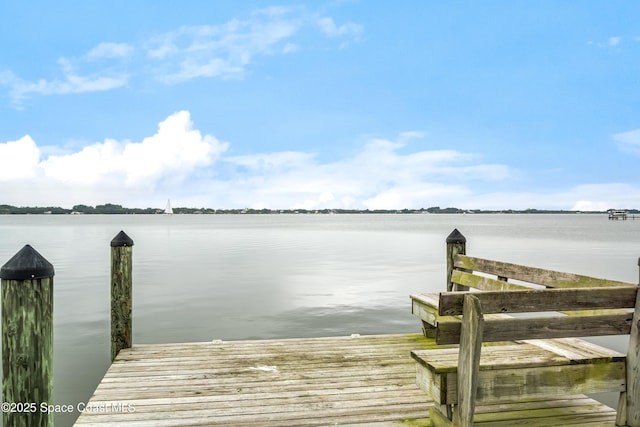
73;333;618;427
74;333;432;426
609;210;629;220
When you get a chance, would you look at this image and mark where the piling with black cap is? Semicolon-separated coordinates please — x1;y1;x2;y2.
111;231;134;362
446;228;467;292
0;245;54;427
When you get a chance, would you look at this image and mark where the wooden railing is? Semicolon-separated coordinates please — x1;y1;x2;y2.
411;228;640;427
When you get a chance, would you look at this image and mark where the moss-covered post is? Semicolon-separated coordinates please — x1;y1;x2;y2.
0;245;54;427
111;230;134;362
446;228;467;291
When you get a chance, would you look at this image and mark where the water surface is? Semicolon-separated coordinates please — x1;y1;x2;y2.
0;213;637;425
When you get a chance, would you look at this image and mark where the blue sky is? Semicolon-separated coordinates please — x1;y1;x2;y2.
1;1;639;210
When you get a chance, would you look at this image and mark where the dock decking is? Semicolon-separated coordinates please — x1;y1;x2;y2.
74;334;432;426
73;333;618;427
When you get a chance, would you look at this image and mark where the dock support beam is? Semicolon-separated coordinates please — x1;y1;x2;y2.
111;230;134;362
1;245;54;427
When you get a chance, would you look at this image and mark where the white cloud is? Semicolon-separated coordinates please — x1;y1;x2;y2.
609;36;622;46
398;131;426;141
282;43;298;54
363;183;471;210
124;111;227;185
0;111;228;207
18;113;630;211
0;70;16;86
40;138;123;185
317;17;363;39
40;110;228;188
613;128;640;156
146;33;178;59
567;183;640;211
452;183;640;212
4;57;128;106
1;7;363;106
215;134;510;210
0;135;41;180
145;12;301;83
226;151;316;171
85;42;134;60
2;110;640;212
7;111;636;212
214;139;640;212
613;128;640;145
588;36;624;49
572;200;611;212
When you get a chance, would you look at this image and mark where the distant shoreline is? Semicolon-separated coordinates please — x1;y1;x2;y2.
0;203;628;215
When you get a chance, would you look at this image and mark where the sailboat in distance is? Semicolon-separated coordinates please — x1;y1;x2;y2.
164;199;174;215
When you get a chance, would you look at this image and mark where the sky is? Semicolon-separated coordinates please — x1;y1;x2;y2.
0;1;639;211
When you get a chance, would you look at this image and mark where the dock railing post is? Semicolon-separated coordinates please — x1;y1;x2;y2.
446;228;467;292
111;231;134;362
0;245;55;427
621;257;640;426
618;257;640;426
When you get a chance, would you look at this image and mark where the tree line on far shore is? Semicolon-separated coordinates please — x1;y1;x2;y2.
0;203;628;215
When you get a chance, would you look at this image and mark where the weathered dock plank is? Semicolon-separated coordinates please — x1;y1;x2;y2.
430;396;618;426
74;334;434;426
73;333;620;426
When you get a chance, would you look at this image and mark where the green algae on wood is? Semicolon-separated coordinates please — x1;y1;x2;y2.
1;245;54;427
111;231;134;362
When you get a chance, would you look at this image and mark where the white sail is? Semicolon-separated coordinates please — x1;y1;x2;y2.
164;199;173;215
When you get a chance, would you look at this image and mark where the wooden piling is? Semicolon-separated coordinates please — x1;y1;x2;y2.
110;231;134;362
446;228;466;291
624;257;640;426
0;245;54;427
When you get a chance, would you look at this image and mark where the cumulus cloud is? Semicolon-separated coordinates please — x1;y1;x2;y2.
454;183;640;212
363;183;471;210
3;111;640;211
568;183;640;211
217;137;640;212
0;111;228;206
220;135;510;210
0;112;515;209
0;135;41;180
41;111;228;187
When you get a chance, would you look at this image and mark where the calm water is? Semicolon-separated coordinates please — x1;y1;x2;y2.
0;213;638;425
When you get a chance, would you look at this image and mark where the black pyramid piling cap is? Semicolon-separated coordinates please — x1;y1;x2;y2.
446;228;466;244
0;244;55;280
110;230;134;247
